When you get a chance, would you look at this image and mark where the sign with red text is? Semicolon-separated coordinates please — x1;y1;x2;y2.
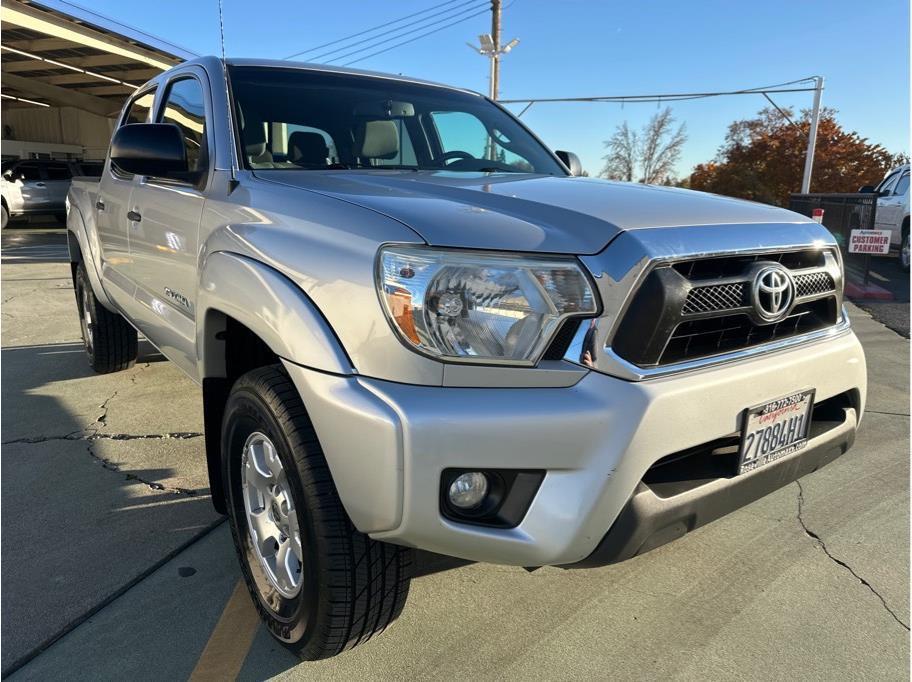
848;229;891;255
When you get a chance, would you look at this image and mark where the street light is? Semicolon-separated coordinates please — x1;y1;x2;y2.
467;32;519;100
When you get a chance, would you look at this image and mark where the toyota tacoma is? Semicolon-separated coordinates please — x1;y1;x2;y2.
66;57;867;660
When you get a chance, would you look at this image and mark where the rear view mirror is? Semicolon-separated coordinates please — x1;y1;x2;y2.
352;100;415;119
555;150;582;177
110;123;188;177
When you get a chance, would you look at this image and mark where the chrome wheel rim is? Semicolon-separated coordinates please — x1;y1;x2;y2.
241;432;303;599
902;235;910;269
80;286;94;354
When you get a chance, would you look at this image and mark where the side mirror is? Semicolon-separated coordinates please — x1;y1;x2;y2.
858;185;876;193
555;150;582;177
110;123;187;178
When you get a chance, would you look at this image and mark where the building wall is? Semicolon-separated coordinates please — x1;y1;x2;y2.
1;106;116;160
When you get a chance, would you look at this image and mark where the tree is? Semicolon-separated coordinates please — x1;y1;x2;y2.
600;107;687;184
689;107;907;206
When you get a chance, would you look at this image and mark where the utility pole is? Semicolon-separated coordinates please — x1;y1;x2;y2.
490;0;501;100
800;75;824;193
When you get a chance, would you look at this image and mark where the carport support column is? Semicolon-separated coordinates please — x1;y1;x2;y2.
800;76;824;194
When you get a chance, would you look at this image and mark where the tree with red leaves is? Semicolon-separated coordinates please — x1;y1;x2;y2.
689;107;907;206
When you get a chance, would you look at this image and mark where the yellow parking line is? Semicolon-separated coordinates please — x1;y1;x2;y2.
189;580;260;681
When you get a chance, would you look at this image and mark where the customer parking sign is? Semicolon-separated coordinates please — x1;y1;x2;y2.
848;229;891;255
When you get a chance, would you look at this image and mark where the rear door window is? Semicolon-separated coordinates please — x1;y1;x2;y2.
45;164;72;180
17;164;42;181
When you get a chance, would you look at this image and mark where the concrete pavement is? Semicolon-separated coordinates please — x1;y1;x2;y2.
2;228;908;680
846;254;910;338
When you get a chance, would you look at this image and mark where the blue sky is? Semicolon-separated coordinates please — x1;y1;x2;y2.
86;0;909;178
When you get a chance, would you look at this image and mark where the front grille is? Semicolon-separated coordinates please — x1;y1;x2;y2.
794;271;835;298
660;298;837;365
611;250;843;368
682;282;748;314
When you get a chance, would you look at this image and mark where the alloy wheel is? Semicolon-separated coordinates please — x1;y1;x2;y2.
241;432;304;599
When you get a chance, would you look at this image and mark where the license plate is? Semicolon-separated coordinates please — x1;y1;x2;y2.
738;389;815;474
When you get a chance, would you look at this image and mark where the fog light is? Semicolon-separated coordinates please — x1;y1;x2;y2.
447;472;488;510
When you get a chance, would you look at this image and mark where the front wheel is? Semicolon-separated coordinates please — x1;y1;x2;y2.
223;366;413;661
1;204;8;229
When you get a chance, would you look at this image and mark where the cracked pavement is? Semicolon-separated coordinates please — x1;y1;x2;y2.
2;228;909;680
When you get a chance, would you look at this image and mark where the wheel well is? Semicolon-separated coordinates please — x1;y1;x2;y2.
202;312;281;514
902;217;909;238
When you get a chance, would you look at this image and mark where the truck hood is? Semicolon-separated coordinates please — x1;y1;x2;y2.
255;170;807;254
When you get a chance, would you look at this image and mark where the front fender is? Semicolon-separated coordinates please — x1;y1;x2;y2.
196;251;352;378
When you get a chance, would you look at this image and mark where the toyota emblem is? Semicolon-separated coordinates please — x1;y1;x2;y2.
752;264;794;322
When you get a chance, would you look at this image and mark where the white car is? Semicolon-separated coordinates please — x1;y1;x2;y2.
871;163;910;270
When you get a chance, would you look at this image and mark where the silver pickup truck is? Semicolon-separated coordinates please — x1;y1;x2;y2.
67;57;867;660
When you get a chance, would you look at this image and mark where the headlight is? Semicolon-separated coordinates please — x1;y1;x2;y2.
377;245;599;364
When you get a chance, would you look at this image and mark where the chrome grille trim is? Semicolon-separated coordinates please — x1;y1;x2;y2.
597;312;852;381
565;223;846;381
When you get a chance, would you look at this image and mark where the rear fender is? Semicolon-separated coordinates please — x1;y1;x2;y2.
66;203;114;308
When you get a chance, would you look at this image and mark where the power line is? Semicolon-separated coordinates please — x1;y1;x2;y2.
500;82;821;114
340;8;490;66
285;0;472;60
309;1;488;63
325;3;489;65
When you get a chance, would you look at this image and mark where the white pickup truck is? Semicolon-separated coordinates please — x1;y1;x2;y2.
67;57;867;660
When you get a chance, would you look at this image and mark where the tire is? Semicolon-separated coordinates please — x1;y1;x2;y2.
900;225;910;272
222;366;413;661
74;263;138;373
1;204;8;229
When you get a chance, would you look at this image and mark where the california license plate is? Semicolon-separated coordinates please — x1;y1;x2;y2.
738;390;815;474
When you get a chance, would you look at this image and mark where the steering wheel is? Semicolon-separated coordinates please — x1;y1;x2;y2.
438;150;475;166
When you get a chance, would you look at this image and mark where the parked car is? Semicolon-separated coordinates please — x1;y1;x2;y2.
1;158;100;229
66;57;867;661
865;163;910;270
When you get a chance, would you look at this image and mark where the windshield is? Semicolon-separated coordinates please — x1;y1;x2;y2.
229;66;565;175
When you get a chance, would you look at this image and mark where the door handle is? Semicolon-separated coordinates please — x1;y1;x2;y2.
95;200;105;211
35;182;46;187
127;210;142;222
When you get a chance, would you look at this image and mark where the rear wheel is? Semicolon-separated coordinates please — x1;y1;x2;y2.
223;366;413;661
74;263;138;373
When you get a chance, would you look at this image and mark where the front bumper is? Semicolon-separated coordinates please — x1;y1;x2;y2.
283;328;866;567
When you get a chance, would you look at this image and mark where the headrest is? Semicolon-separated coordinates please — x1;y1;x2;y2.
244;122;267;157
356;120;399;160
288;131;329;165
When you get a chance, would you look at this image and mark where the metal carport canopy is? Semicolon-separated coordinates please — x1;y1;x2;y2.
1;0;195;115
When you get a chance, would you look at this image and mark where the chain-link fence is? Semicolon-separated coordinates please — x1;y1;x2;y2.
789;192;881;281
